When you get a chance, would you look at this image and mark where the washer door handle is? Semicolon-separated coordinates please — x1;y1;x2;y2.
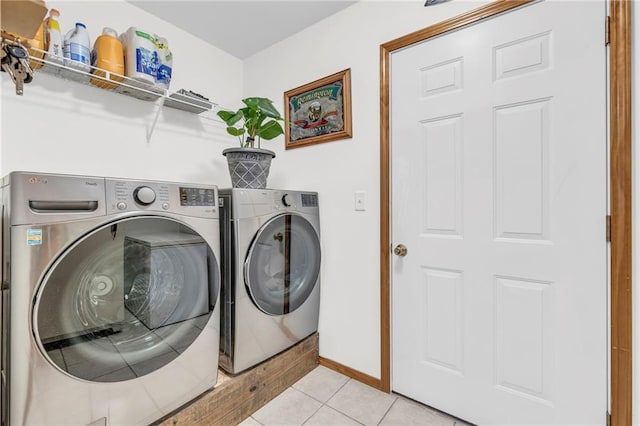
29;200;99;212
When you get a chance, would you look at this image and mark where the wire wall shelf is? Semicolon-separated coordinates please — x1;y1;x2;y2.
8;40;217;116
1;34;227;141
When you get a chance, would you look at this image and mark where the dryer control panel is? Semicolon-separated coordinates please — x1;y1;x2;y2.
223;188;319;220
279;192;318;207
273;191;318;211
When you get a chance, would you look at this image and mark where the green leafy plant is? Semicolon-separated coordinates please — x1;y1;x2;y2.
217;97;285;148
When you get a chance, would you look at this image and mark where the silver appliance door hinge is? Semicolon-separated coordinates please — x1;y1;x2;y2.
605;15;611;45
606;411;611;426
606;215;612;242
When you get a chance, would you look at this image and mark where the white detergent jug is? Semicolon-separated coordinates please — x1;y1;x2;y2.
154;36;172;90
120;27;157;85
63;22;91;72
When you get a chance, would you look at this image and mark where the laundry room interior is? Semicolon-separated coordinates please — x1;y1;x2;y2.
0;0;638;425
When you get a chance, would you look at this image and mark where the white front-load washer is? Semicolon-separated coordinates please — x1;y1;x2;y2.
0;171;221;426
219;188;321;375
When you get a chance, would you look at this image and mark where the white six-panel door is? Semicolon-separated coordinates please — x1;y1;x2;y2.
391;1;607;424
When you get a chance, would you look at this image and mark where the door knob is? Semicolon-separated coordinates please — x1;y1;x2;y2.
393;244;408;257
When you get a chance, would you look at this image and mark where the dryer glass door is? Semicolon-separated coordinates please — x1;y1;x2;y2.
245;213;320;315
32;217;219;382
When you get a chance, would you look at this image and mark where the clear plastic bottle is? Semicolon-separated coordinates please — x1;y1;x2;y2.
154;36;172;90
44;9;63;64
63;22;91;72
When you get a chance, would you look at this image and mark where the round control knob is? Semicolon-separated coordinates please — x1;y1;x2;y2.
116;202;127;210
134;186;156;206
282;193;293;207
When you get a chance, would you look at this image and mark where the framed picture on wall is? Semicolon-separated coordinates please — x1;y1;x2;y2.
284;68;352;150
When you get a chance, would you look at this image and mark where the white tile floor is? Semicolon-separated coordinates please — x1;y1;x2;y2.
239;366;471;426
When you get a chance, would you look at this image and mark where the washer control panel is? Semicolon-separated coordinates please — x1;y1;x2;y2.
106;179;218;218
179;186;217;207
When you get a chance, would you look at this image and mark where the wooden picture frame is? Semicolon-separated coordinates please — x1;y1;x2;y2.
284;68;352;149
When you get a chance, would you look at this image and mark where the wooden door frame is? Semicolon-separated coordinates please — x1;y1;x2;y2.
379;1;632;424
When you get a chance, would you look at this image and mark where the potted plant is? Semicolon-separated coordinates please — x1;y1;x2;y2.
217;97;285;189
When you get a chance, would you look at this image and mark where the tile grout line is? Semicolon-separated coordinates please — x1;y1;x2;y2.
291;369;352;406
248;368;466;426
376;394;399;426
299;398;325;426
248;415;264;426
292;374;353;425
263;370;411;426
288;374;366;425
311;376;394;426
320;403;367;426
333;405;367;425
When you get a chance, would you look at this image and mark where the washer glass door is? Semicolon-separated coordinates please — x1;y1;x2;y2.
33;217;219;382
244;213;320;315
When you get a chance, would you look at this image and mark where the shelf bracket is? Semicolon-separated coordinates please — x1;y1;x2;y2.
146;95;166;143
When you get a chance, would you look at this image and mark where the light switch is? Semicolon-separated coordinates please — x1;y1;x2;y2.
355;191;366;211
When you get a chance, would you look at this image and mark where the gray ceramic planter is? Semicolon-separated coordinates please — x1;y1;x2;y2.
222;147;276;189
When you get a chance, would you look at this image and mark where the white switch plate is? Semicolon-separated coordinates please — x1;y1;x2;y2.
355;191;366;211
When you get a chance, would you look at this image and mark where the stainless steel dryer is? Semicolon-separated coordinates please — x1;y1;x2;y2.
0;171;221;426
219;188;321;375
